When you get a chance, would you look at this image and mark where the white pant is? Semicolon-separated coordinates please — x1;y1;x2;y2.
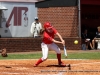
41;42;61;61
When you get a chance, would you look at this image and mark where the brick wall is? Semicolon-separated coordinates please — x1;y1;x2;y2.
38;6;78;37
0;38;81;53
0;38;42;52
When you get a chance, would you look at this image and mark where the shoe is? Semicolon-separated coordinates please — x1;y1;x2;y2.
33;58;43;67
33;64;38;67
59;62;66;67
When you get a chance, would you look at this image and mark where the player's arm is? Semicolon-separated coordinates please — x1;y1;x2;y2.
56;32;65;45
51;32;65;45
52;39;62;44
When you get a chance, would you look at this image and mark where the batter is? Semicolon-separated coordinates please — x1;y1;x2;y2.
34;22;66;67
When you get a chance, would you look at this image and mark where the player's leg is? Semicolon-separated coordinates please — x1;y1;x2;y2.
41;43;49;61
92;39;95;49
48;43;66;66
34;42;49;67
89;42;93;49
86;41;89;50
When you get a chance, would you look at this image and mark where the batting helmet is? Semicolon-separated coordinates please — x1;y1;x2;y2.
44;22;52;29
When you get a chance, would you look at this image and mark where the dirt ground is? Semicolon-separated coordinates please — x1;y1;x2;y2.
0;59;100;75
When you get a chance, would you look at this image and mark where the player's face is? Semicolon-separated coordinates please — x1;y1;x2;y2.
46;27;53;33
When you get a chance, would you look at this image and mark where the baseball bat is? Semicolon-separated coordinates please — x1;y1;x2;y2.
63;46;67;57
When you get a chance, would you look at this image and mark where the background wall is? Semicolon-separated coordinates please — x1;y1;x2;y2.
0;38;81;52
38;7;79;37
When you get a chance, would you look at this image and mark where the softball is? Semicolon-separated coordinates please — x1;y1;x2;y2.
74;40;78;44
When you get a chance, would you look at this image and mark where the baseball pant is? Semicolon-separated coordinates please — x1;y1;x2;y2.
41;42;61;61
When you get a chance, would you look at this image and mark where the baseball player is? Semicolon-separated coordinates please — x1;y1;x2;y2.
34;22;67;67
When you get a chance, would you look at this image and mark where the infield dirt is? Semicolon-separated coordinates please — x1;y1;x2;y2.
0;59;100;75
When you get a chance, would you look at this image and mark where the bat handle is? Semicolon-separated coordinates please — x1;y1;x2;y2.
63;45;65;47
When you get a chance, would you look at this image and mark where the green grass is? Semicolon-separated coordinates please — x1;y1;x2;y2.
0;51;100;59
67;52;100;59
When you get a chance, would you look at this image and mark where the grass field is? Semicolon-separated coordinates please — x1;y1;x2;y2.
0;50;100;59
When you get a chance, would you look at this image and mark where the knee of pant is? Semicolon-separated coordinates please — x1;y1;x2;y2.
57;52;61;54
57;51;61;54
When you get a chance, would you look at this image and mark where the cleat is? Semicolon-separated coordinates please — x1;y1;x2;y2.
59;62;66;67
33;64;38;67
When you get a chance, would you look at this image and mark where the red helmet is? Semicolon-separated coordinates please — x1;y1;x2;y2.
44;22;52;29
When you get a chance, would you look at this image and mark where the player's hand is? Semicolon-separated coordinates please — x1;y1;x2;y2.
62;40;65;46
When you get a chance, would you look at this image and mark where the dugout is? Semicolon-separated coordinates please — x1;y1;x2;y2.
81;0;100;40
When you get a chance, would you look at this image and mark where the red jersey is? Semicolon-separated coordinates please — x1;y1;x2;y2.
42;28;57;44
